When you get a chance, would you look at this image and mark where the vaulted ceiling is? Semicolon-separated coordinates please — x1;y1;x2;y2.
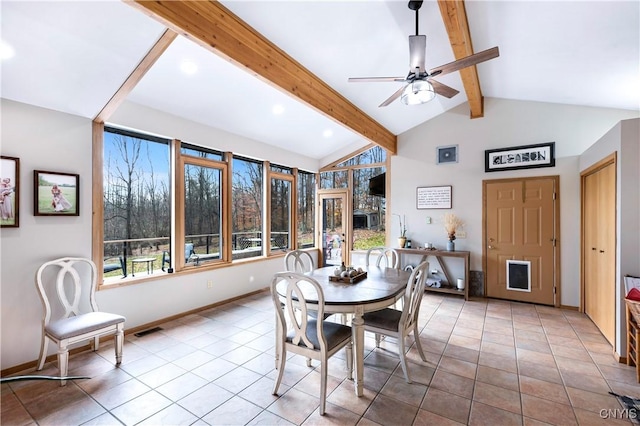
2;1;638;160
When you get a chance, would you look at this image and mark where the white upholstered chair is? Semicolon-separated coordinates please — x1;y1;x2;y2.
284;249;314;273
35;257;125;385
271;271;353;415
365;247;400;269
363;260;429;383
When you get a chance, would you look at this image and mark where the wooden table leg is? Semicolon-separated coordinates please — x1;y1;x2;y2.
351;306;365;397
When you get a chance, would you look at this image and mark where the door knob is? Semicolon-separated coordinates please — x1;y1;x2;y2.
599;250;605;253
591;247;597;251
488;245;495;249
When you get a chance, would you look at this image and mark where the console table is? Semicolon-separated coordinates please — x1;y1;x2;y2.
396;248;470;300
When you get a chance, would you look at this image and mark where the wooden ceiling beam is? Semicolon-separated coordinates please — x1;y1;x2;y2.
437;0;485;119
125;0;397;154
95;28;178;123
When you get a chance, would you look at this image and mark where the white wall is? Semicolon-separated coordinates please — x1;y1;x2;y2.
0;99;319;371
579;118;640;356
390;98;638;308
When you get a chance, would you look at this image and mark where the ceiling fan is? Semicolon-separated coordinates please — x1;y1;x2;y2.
348;0;499;107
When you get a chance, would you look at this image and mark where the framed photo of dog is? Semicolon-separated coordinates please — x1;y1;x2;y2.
34;170;80;216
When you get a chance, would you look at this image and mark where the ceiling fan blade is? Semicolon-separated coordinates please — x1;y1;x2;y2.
429;80;459;99
348;77;406;83
429;46;499;78
379;85;407;107
408;35;426;73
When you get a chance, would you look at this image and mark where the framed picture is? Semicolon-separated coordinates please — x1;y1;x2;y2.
416;185;452;209
0;156;20;227
34;170;80;216
485;142;555;172
436;145;458;164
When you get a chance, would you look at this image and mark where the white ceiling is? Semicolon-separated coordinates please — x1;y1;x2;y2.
1;1;639;160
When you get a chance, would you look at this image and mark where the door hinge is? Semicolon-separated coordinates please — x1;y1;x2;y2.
553;286;556;294
553;192;557;200
550;237;557;247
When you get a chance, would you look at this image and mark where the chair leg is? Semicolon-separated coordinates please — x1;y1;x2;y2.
36;335;49;371
319;358;328;415
115;327;124;365
272;345;286;395
413;324;427;362
306;357;312;367
57;344;69;386
93;336;100;351
397;336;411;384
375;333;382;348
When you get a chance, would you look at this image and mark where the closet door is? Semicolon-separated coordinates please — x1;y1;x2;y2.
582;156;616;345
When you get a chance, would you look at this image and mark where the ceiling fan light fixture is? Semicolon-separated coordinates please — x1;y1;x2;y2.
401;79;435;105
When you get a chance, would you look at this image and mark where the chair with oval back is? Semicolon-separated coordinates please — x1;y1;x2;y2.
270;271;353;415
362;260;429;383
365;247;400;269
35;257;125;385
284;249;314;273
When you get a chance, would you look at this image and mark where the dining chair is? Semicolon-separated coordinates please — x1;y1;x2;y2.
270;271;353;415
363;260;429;383
284;249;314;273
365;247;400;269
35;257;126;385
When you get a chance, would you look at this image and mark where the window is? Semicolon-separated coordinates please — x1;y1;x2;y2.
297;170;316;249
103;127;171;280
182;160;224;266
320;170;348;189
97;126;316;285
319;145;388;254
232;156;263;260
270;174;292;252
352;166;385;250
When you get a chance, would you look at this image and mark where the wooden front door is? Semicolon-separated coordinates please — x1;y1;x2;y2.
484;177;558;305
582;155;616;344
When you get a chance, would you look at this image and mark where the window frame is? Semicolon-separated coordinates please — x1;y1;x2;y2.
93;123;319;289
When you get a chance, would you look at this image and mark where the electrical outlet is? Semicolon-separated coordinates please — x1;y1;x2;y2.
431;269;439;275
426;216;432;224
456;231;467;239
207;280;213;289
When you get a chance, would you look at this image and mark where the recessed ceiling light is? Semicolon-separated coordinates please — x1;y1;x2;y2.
272;104;285;115
323;129;333;138
180;61;198;75
0;41;15;60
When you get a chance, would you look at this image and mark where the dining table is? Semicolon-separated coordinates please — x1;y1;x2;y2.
275;265;411;397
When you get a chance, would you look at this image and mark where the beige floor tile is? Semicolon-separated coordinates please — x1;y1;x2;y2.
517;360;563;385
138;404;198;426
521;394;577;425
430;370;475;399
468;401;523;426
326;380;376;416
177;382;233;417
438;355;478;380
421;387;471;424
519;375;570;405
110;390;172;425
476;365;519;391
478;351;518;374
267;387;320;424
379;374;427;407
201;395;263;425
473;381;522;415
362;393;418;426
302;403;362;425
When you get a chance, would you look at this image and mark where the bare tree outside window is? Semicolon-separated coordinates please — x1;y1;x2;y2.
103;129;170;278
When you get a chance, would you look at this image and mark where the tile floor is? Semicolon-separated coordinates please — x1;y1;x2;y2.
2;291;640;425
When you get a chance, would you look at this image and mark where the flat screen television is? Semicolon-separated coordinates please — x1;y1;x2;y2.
368;173;385;197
